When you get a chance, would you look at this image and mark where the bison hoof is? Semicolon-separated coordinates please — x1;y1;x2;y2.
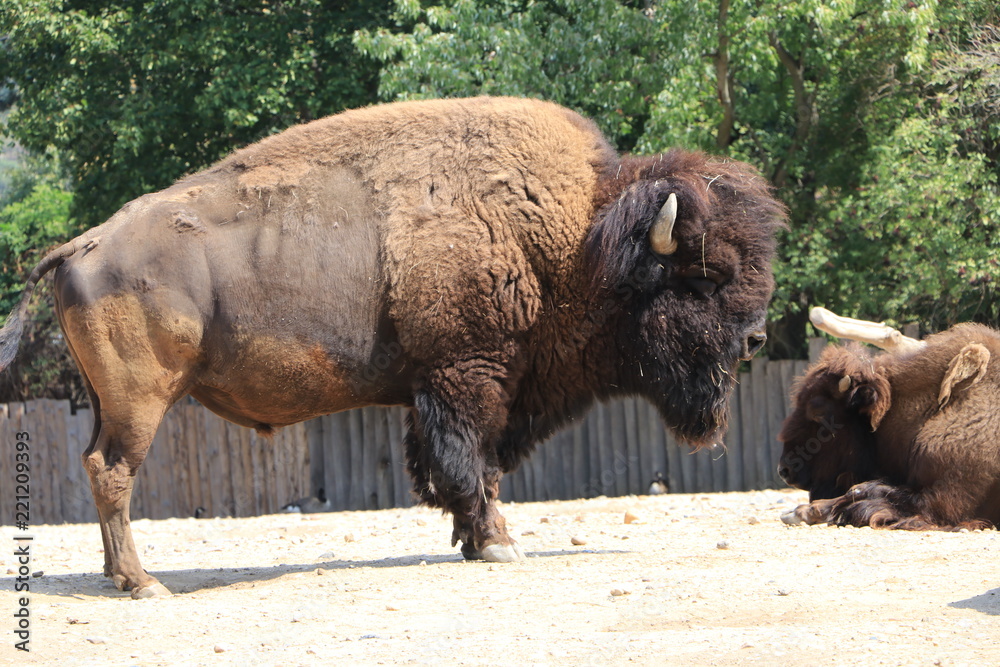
780;509;805;526
112;574;129;591
480;541;526;563
131;582;172;599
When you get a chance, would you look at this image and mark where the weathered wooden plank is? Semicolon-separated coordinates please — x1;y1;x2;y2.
347;409;364;509
328;413;353;510
738;367;759;492
664;406;684;493
0;403;12;526
288;423;317;509
724;377;744;491
250;428;268;516
622;399;641;494
213;411;236;517
386;409;408;507
609;401;626;496
755;358;774;488
62;406;86;522
372;409;391;509
139;409;162;519
644;401;668;495
571;416;588;501
221;419;244;517
306;417;325;501
237;416;256;516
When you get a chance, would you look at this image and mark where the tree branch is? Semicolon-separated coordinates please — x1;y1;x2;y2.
714;0;735;151
768;30;816;187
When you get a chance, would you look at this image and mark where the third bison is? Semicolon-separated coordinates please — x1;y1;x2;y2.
778;309;1000;530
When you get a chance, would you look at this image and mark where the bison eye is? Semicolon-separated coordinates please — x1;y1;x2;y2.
677;267;727;298
684;277;718;297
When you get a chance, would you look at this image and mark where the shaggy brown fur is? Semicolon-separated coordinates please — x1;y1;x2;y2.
778;324;1000;530
0;97;785;596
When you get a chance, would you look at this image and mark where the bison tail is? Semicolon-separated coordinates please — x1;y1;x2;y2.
0;237;93;372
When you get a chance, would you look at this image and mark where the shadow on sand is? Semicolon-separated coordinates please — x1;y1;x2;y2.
949;588;1000;616
31;548;629;599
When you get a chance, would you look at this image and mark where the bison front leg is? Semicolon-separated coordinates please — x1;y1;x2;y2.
405;370;525;562
449;472;525;562
781;496;841;526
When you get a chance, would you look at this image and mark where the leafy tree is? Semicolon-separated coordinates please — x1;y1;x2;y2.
0;180;81;402
354;0;667;151
0;0;390;229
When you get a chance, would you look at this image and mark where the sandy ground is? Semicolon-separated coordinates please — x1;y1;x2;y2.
1;489;998;666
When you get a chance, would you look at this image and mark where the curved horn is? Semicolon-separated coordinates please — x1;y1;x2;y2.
838;375;852;394
810;307;926;354
649;193;678;255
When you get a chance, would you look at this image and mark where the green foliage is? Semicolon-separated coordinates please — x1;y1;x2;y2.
0;179;81;403
354;0;666;150
637;0;1000;350
0;0;390;228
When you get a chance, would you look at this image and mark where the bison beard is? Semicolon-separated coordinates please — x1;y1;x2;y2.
0;97;784;597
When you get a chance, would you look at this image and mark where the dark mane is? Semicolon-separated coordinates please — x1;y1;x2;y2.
585;149;786;288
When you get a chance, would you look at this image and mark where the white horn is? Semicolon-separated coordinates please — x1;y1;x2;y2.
810;307;926;354
649;193;678;255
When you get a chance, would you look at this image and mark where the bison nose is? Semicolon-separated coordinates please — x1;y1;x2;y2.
741;331;767;361
777;462;792;483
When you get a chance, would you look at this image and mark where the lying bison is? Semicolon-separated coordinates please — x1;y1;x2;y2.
0;97;784;598
778;308;1000;530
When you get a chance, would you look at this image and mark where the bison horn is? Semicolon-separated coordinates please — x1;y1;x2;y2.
838;375;852;394
649;193;678;255
809;307;926;354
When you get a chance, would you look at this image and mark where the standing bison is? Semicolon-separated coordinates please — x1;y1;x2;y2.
0;97;784;598
778;308;1000;530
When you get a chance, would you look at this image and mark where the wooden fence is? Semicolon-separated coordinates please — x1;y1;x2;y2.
0;357;811;526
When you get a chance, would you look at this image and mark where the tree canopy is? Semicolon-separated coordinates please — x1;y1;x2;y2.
1;0;999;399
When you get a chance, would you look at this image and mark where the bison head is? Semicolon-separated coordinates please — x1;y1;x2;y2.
585;150;785;447
777;344;890;500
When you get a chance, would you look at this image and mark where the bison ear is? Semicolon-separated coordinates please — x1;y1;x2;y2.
938;343;990;409
847;373;891;431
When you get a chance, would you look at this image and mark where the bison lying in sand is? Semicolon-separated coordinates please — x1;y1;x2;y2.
778;308;1000;530
0;97;785;598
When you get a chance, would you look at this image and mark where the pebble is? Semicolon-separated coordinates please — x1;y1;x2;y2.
610;589;629;597
747;516;760;525
344;533;356;543
386;604;399;611
315;568;327;576
540;517;550;524
214;643;231;653
32;571;44;578
86;637;109;645
624;511;641;524
777;588;791;596
318;551;336;560
570;536;587;546
716;541;730;550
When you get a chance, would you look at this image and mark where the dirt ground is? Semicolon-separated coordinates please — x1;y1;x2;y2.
2;488;998;666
